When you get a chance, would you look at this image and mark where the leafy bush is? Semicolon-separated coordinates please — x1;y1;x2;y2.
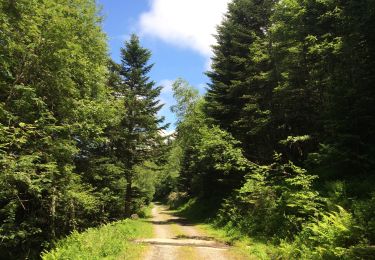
188;125;251;199
217;157;321;239
167;191;189;209
217;167;279;237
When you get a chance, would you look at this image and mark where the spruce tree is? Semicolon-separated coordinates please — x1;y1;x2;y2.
205;0;275;162
114;34;166;216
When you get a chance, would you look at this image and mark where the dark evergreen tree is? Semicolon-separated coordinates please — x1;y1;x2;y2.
112;34;167;216
205;0;276;162
323;0;375;179
270;0;375;180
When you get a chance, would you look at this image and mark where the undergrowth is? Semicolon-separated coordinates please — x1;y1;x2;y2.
174;195;374;259
175;198;279;259
41;219;153;260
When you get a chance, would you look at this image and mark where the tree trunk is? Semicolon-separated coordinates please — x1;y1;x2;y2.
124;173;133;217
70;199;76;230
50;187;56;239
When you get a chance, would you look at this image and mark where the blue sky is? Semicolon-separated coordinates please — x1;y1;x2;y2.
97;0;230;131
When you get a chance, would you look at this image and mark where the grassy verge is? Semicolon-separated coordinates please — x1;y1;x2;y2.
41;219;153;260
195;223;279;259
174;198;280;259
137;203;154;218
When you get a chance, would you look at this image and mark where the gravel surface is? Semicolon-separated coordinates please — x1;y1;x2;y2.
140;204;231;260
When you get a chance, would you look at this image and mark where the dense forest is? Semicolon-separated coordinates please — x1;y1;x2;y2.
1;0;375;259
0;0;167;258
159;0;375;258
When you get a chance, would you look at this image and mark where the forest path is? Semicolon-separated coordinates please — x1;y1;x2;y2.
138;203;236;260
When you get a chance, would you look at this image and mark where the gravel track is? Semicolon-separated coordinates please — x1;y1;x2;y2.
141;204;232;260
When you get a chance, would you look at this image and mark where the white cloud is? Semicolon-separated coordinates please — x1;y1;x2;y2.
159;79;174;94
139;0;230;57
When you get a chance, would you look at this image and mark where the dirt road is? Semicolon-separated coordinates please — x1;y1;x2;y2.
138;204;242;260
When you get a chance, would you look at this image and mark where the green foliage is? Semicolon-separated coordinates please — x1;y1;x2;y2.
199;0;375;257
170;78;199;123
41;219;152;260
175;198;221;223
154;144;182;199
160;78;253;206
0;0;113;257
0;1;161;258
352;193;375;244
205;0;275;162
132;161;159;210
280;206;361;259
167;192;189;210
110;34;167;216
218;159;321;239
1;0;374;258
189;125;249;197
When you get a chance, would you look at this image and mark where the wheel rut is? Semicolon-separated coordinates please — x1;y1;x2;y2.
140;204;231;260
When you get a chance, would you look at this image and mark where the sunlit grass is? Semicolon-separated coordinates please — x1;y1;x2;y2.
42;219;153;260
195;223;278;260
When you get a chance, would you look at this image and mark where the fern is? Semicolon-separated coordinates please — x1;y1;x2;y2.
280;206;360;259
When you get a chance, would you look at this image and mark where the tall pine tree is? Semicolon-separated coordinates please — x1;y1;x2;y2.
205;0;276;163
112;34;167;216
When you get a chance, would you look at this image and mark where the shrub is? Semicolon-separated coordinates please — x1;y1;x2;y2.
217;157;322;239
217;168;279;237
167;191;189;209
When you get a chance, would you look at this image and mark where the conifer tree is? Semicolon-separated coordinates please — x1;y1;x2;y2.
113;34;167;216
205;0;276;162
